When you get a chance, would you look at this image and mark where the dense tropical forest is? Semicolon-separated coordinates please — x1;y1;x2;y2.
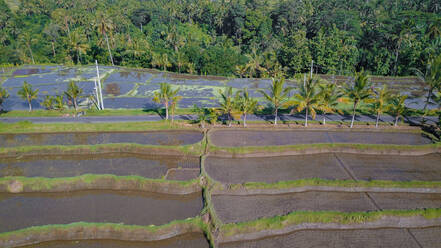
0;0;440;78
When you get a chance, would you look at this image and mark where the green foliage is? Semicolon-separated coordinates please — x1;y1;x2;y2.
218;86;235;127
369;85;391;127
259;77;292;125
342;71;373;128
17;81;39;112
41;95;54;110
192;105;218;128
234;88;259;127
153;83;180;120
0;86;9;111
64;81;83;111
388;94;408;126
317;83;343;124
289;76;321;127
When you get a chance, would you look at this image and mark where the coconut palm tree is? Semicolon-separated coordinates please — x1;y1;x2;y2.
235;88;258;127
69;29;89;64
318;83;343;125
42;95;55;110
54;95;65;111
161;53;172;71
218;87;235;127
0;86;9;112
153;83;180;120
18;32;36;64
64;81;83;111
414;55;441;111
370;85;391;128
170;93;182;123
388;94;408;127
289;77;321;127
343;70;373;128
95;11;115;66
259;78;292;125
17;81;39;112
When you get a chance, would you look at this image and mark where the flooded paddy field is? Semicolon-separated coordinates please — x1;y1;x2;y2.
0;65;433;110
212;192;441;223
219;227;441;248
205;153;441;184
19;233;210;248
210;130;432;147
0;190;203;233
0;130;203;147
0;153;199;179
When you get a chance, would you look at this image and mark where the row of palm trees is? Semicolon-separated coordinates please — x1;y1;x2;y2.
0;81;84;112
152;71;418;128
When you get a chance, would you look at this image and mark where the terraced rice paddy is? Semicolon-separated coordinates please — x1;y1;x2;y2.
0;65;435;110
0;127;440;247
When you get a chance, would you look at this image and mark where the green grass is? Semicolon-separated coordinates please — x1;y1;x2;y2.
208;142;441;155
221;208;441;237
0;142;204;156
0;120;198;133
228;178;441;190
0;108;195;117
0;174;200;192
0;217;203;240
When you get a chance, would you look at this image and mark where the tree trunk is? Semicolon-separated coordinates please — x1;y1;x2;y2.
424;88;432;111
51;42;56;57
350;101;357;128
171;110;174;123
165;102;169;120
274;107;278;125
77;50;80;64
305;108;308;127
323;114;326;125
243;113;247;127
105;33;114;66
27;97;32;112
394;115;399;127
228;112;232;127
375;112;380;128
73;97;78;111
201;120;205;129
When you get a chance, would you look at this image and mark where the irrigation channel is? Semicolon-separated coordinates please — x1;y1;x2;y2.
0;128;440;247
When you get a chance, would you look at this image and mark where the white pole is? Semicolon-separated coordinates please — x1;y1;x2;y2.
95;60;105;110
94;79;100;110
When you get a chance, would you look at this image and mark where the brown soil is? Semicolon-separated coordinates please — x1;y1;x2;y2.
370;192;441;210
212;192;377;223
0;153;199;178
0;130;203;147
0;190;203;233
165;169;200;181
409;227;441;248
209;130;431;147
205;154;350;184
338;153;441;181
219;228;428;248
19;233;209;248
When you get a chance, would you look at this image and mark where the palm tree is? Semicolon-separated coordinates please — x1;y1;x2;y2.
370;86;391;128
192;105;216;128
0;86;9;112
414;55;441;111
218;87;235;127
235;88;258;127
318;83;343;125
69;29;89;64
64;81;83;111
153;83;179;120
95;12;115;66
161;53;172;71
259;78;292;125
170;93;182;123
343;71;373;128
289;77;321;127
18;33;36;64
42;95;55;110
245;48;266;78
18;81;39;112
54;95;65;111
388;94;408;127
151;52;162;69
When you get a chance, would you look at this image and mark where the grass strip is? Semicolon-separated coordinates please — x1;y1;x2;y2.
0;108;195;117
221;208;441;237
0;217;203;240
208;142;441;155
0;120;199;133
0;142;204;156
0;174;199;192
230;178;441;190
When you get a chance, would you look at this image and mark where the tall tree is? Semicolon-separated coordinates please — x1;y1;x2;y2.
64;81;83;111
289;77;321;127
17;81;39;112
235;88;258;127
169;91;182;123
343;71;373;128
414;55;441;111
69;29;89;64
95;11;115;66
218;87;235;127
370;85;391;128
18;32;36;64
259;78;292;125
318;83;343;125
388;94;408;127
153;83;179;120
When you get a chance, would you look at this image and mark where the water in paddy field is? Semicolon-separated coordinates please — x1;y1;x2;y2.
0;130;204;147
0;191;203;233
0;65;435;110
